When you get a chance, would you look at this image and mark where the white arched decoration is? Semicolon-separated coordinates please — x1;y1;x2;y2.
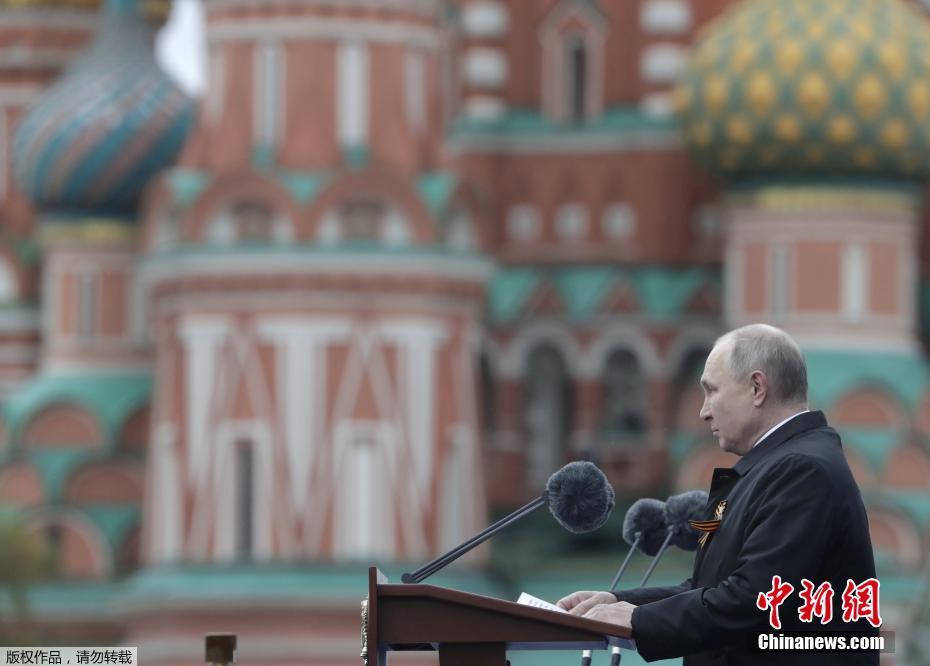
499;320;585;379
584;325;662;379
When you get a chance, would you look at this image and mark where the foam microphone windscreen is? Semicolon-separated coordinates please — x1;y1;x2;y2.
665;490;708;551
621;498;668;556
545;461;615;534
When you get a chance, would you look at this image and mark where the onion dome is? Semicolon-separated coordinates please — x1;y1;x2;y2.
675;0;930;181
11;0;194;217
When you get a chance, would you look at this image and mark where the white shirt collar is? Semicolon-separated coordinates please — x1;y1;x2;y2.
751;410;810;449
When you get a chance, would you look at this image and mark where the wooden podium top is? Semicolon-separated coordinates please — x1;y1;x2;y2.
365;567;633;666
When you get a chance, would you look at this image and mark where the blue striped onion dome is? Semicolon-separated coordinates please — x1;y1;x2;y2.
12;0;194;217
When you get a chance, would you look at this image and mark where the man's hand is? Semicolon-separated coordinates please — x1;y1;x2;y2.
583;601;636;629
557;591;618;616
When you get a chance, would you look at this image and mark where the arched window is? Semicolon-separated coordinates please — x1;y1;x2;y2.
567;34;587;123
524;346;573;486
540;1;606;123
231;201;274;243
599;349;645;441
209;199;290;246
318;199;411;247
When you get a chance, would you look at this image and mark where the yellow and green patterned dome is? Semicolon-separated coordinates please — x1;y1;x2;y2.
675;0;930;181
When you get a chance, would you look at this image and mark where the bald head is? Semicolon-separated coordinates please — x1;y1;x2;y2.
715;324;808;407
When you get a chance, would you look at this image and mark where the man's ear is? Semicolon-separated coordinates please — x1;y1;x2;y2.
750;370;768;407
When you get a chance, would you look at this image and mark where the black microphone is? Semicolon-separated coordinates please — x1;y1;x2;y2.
600;492;707;666
402;461;614;583
607;499;668;591
582;499;667;666
666;490;707;551
639;490;707;586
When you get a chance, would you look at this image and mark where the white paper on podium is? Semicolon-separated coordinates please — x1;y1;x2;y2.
516;592;566;613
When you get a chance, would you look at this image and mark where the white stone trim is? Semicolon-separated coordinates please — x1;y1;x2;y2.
142;250;494;285
842;242;867;325
462;47;508;88
583;325;663;378
253;41;285;149
337;40;369;149
499;320;584;378
602;203;637;240
640;43;687;84
555;202;589;240
207;18;440;49
405;48;427;135
640;0;692;35
462;95;506;121
461;1;509;37
640;91;675;118
507;204;541;241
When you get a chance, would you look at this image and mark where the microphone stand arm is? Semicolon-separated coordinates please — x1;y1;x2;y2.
402;495;547;583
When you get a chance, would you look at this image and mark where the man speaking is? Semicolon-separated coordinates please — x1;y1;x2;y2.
558;324;878;665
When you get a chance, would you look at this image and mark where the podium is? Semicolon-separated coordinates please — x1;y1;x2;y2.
363;567;634;666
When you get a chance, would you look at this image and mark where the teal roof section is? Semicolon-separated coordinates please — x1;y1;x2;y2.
804;350;930;414
0;581;122;617
489;269;542;323
488;266;720;325
632;268;718;323
839;428;903;474
4;372;152;449
82;505;140;550
552;268;615;322
26;450;98;502
417;172;456;218
166;168;210;205
451;105;678;138
881;491;930;526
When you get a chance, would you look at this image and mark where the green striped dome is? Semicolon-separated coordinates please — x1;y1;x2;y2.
675;0;930;181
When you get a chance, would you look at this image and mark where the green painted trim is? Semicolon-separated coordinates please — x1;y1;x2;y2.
488;268;541;323
81;505;140;550
451;105;677;137
25;449;99;502
417;172;457;217
804;350;929;413
487;266;720;324
3;372;153;450
553;268;616;322
278;172;328;204
166;169;210;206
251;145;274;171
343;145;369;168
838;428;902;474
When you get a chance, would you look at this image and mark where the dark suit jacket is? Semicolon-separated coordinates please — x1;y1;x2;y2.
614;411;879;665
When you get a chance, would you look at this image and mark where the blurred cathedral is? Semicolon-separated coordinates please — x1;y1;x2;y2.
0;0;929;664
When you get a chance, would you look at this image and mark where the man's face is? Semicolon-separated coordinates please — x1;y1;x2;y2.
699;343;759;456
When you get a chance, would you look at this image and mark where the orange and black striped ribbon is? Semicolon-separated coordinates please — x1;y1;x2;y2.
689;500;727;547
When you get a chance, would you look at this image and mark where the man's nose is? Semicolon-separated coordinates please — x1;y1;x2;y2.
699;400;711;422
